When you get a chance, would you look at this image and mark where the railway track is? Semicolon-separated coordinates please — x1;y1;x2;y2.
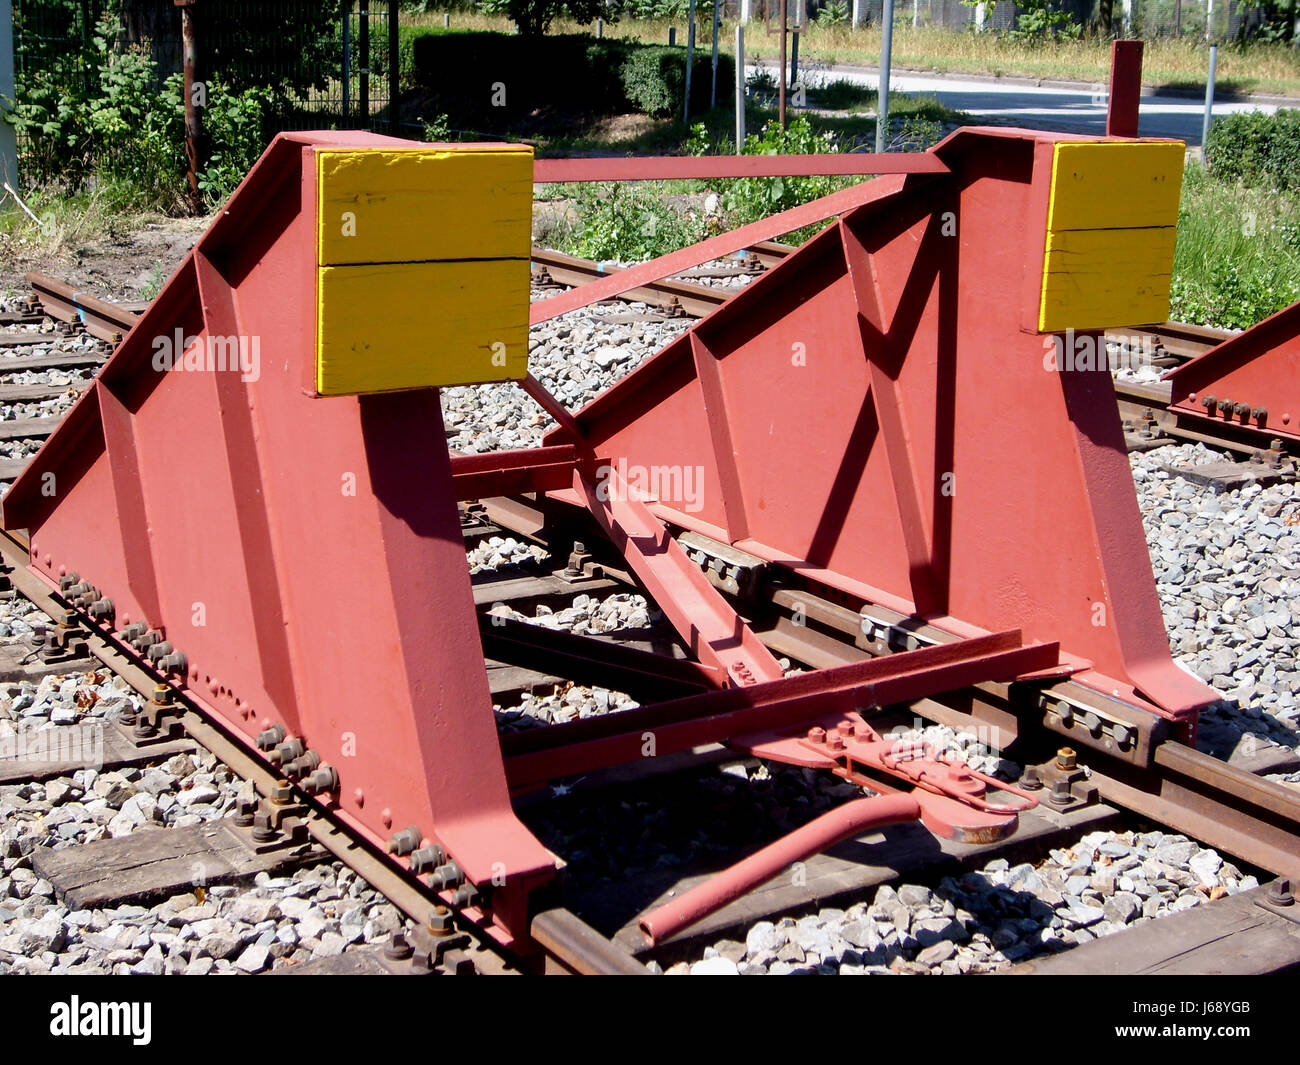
2;259;1297;977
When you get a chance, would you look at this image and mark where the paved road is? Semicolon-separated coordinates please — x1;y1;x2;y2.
761;66;1281;145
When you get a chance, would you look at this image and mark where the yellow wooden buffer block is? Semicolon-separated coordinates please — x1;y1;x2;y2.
314;144;533;396
1038;140;1183;334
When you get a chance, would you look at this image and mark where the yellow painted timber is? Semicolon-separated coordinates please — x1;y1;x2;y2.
1046;141;1184;232
316;259;530;396
316;146;533;266
1039;226;1177;333
1038;139;1184;333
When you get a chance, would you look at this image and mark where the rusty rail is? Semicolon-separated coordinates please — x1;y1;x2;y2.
26;272;142;344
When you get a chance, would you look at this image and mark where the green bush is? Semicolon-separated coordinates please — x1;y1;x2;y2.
411;29;632;122
573;182;705;260
7;12;271;212
620;46;733;118
1204;109;1300;192
410;30;731;123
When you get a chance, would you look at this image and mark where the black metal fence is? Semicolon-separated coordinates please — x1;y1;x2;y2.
12;0;401;136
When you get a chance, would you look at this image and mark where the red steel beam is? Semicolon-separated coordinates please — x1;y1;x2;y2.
451;445;589;500
529;171;931;326
533;153;949;183
504;631;1060;789
573;465;786;688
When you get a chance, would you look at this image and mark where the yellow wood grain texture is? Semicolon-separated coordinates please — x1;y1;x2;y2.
1039;226;1177;332
316;259;530;396
1046;141;1184;232
316;146;534;265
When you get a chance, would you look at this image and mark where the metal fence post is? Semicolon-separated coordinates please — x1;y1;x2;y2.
389;0;399;133
735;23;745;152
876;0;894;152
359;0;370;127
0;0;15;188
684;0;695;125
711;0;719;110
1202;43;1217;154
342;4;351;124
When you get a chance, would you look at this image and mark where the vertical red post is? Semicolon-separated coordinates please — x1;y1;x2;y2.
1107;39;1144;139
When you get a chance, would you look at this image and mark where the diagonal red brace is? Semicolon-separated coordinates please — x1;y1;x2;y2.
573;465;785;688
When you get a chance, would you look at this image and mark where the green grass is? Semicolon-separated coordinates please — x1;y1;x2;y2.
404;13;1300;97
0;187;154;269
1171;163;1300;329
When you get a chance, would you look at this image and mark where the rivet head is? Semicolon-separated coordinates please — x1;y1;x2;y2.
354;788;365;806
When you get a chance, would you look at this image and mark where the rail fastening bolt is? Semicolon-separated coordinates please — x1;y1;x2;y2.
1046;778;1074;809
1056;746;1077;771
1267;878;1294;907
384;932;413;961
1018;766;1043;791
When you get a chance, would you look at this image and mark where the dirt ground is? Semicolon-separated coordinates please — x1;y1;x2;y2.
0;215;208;306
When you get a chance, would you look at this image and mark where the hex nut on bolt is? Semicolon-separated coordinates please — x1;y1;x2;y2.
409;844;446;874
428;907;455;936
256;724;286;750
303;764;339;794
1056;747;1077;771
387;825;422;856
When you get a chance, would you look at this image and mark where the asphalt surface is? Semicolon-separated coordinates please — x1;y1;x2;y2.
756;65;1283;145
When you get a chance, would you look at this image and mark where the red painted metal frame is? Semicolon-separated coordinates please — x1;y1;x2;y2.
1164;299;1300;445
533;153;948;183
536;126;1216;736
503;631;1061;790
2;131;561;948
0;83;1215;951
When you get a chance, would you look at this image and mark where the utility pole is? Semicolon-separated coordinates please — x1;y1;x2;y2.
779;0;787;129
175;0;203;215
876;0;894;152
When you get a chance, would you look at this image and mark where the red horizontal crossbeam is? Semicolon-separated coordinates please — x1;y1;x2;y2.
504;631;1060;789
529;170;929;326
533;153;948;183
451;445;589;500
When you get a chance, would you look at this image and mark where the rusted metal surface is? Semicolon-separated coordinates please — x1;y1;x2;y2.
27;271;140;344
530;908;648;974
